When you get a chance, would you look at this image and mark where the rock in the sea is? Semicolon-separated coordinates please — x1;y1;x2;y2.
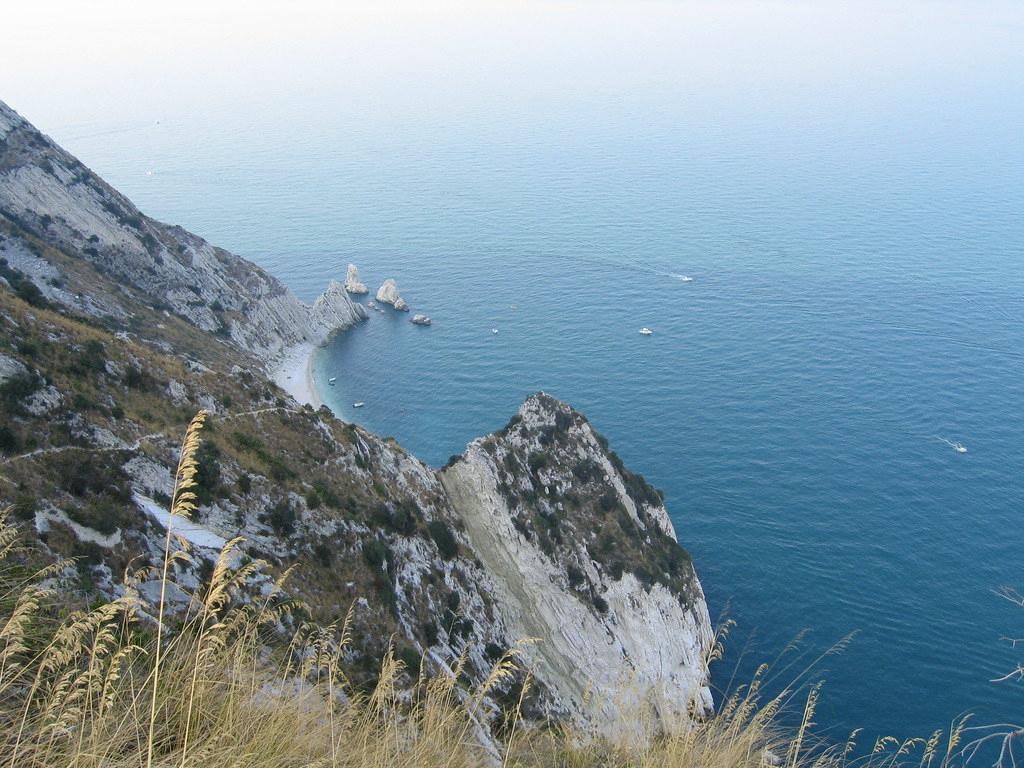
411;314;431;326
376;279;409;311
344;263;368;294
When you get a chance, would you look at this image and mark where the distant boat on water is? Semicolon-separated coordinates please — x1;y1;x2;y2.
353;402;365;408
328;377;337;385
639;327;653;335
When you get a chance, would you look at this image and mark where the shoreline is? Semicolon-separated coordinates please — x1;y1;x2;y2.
270;342;323;409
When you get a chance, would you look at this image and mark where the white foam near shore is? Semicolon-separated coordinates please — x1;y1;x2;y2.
270;342;322;409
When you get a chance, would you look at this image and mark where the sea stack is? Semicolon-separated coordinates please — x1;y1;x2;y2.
344;263;369;294
376;278;409;311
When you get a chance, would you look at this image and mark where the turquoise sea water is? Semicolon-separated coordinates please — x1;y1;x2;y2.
12;1;1024;748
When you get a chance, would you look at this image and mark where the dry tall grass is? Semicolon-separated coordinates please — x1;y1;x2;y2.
0;413;977;768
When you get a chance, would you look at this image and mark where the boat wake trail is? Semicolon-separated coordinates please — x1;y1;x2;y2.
937;437;968;454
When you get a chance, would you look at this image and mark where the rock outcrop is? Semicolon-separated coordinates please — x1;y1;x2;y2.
411;314;431;326
376;278;408;311
344;263;368;294
441;394;713;733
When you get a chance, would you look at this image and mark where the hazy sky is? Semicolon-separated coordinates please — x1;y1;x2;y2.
4;1;1022;135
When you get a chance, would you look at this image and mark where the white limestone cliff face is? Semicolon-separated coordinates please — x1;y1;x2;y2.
440;394;714;737
0;100;366;366
376;278;409;311
344;263;368;294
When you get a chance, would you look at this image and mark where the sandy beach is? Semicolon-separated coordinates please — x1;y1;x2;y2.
270;342;322;409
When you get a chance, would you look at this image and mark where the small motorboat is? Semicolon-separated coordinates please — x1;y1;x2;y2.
328;377;337;385
952;442;967;454
491;328;499;334
353;402;365;408
639;327;653;335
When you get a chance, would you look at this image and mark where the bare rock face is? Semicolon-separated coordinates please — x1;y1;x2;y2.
376;278;409;311
0;353;28;384
439;393;714;737
311;280;366;336
344;263;368;294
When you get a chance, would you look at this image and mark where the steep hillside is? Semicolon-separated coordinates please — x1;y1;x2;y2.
0;100;714;739
0;100;365;362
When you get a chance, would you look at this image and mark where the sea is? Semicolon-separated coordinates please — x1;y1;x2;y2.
6;0;1022;750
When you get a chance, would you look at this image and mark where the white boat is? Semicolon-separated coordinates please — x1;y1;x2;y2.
328;377;337;385
353;402;365;408
639;327;653;335
491;328;499;334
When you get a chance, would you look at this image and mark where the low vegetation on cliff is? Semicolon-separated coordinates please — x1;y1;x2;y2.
0;414;992;768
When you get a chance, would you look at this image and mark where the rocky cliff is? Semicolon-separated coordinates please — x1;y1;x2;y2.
0;101;365;364
0;100;713;741
441;394;713;732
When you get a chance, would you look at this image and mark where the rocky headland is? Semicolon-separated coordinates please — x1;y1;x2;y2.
0;99;713;741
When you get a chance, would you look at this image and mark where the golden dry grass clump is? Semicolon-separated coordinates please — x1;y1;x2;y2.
0;412;974;768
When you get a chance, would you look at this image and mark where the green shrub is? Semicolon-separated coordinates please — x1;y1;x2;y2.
381;499;418;535
54;452;130;500
0;371;41;409
566;565;585;588
484;642;505;662
572;458;600;483
313;542;332;567
445;590;460;612
528;451;548;473
16;340;38;357
194;440;221;506
598;490;621;513
312;479;341;509
264;499;296;537
554;409;574;433
267;459;294;483
123;364;150;390
0;423;19;452
422;620;439;646
427;520;458;560
12;494;35;520
397;646;422;674
66;498;127;536
362;539;388;569
71;339;106;375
